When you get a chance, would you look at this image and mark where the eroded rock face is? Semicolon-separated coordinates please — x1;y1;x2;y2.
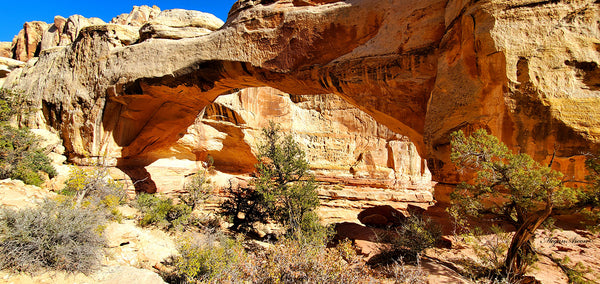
11;21;50;61
3;0;599;187
0;57;25;86
106;87;434;220
426;0;600;182
139;9;224;41
110;5;161;27
0;42;12;58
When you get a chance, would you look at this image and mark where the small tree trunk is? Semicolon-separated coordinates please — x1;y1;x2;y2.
504;206;552;276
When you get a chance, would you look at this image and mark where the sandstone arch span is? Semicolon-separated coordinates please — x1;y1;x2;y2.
4;0;600;190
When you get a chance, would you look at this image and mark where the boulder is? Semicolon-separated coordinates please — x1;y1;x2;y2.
103;219;178;268
0;57;25;85
0;179;56;208
334;222;379;243
58;15;105;46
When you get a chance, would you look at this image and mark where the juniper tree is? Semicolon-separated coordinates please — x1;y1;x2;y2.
221;122;324;239
448;129;593;276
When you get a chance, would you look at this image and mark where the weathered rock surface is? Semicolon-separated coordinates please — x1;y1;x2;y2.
427;0;600;183
3;6;161;63
0;179;56;208
3;0;598;189
103;219;178;269
0;42;11;58
0;57;25;86
11;21;50;61
139;9;224;41
103;87;434;221
110;5;161;27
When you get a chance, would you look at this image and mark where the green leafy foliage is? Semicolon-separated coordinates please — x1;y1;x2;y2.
0;199;106;274
449;129;596;276
393;213;442;257
0;89;56;186
135;193;191;230
254;122;323;237
174;232;248;283
170;233;373;283
0;88;28;122
579;152;600;231
221;122;325;240
0;121;57;186
450;130;564;224
62;166;127;214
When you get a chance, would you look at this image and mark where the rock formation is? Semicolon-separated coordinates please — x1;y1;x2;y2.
0;57;24;86
1;0;599;196
0;42;12;58
110;5;161;27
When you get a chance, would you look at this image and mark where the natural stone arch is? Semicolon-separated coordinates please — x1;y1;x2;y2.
4;0;600;191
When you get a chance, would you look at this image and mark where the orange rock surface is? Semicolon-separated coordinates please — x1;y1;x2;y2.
1;0;599;189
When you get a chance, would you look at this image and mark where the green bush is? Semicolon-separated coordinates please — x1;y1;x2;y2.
61;166;127;220
135;193;191;230
0;199;107;274
0;89;56;186
170;233;372;284
0;88;28;122
393;213;442;256
0;125;57;186
174;232;248;283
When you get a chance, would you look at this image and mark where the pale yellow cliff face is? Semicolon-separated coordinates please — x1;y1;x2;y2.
427;0;600;182
1;0;599;187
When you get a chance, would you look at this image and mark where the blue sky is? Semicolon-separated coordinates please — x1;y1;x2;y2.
1;1;238;42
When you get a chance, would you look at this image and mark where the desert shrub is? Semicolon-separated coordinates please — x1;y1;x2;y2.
62;166;127;213
253;237;372;283
135;193;191;230
391;213;442;258
449;130;600;277
0;125;57;186
0;88;28;122
469;226;512;275
379;259;428;284
0;89;56;186
451;226;513;281
0;199;106;274
557;256;592;284
174;232;249;283
170;233;373;283
181;170;212;210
